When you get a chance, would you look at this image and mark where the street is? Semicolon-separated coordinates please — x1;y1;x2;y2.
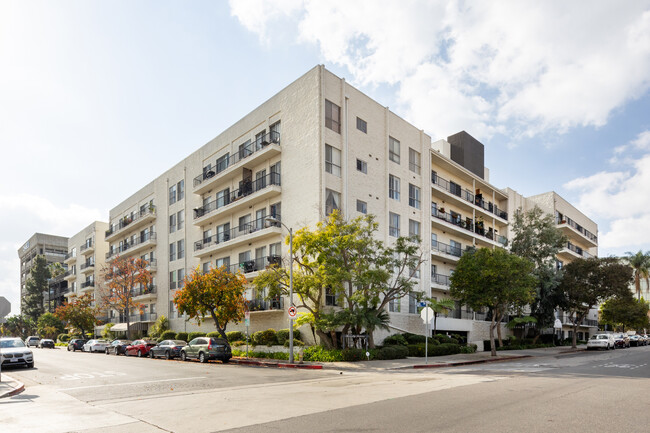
1;346;649;432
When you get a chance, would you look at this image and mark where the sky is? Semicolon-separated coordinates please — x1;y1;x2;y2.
1;0;649;315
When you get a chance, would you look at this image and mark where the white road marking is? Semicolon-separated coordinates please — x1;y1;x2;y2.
58;376;207;391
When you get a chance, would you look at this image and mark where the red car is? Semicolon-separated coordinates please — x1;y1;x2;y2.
124;339;157;357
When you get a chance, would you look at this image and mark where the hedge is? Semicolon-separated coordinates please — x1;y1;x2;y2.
407;343;462;357
160;330;177;340
188;331;207;341
342;348;367;361
176;332;189;342
226;331;246;342
303;346;344;362
57;333;70;343
374;345;409;360
382;334;408;346
283;339;305;348
252;329;278;346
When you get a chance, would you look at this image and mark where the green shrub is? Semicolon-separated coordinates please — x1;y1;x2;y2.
252;329;278;346
460;344;478;354
407;344;425;357
231;340;247;346
226;331;246;342
160;330;177;340
276;329;291;345
57;333;70;343
303;346;344;362
382;334;408;346
188;332;207;341
404;333;426;344
341;348;367;362
176;332;189;342
207;331;224;339
430;343;461;356
374;345;408;360
283;339;304;348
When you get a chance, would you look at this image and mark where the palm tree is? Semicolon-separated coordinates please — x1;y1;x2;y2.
428;298;456;335
624;250;650;300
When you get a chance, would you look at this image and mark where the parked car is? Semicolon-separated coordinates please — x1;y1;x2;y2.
614;334;630;349
587;334;616;350
1;337;34;368
180;337;231;363
83;339;111;353
124;340;157;357
105;339;131;355
38;338;55;349
149;340;188;360
642;335;650;345
67;339;87;352
25;336;40;348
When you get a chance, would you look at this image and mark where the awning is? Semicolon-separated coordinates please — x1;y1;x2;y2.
110;322;148;332
111;323;128;332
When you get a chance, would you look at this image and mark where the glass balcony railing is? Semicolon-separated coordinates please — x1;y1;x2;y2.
431;206;507;246
431;240;462;257
106;232;157;260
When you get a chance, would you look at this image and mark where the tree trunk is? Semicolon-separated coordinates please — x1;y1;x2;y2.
532;333;540;345
210;312;228;340
496;311;504;348
572;323;578;349
316;329;334;349
490;317;497;357
433;314;437;335
368;330;375;349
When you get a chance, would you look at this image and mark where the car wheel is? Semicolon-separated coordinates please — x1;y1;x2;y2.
199;352;206;363
150;350;155;359
137;350;142;358
181;351;187;361
106;348;110;355
165;351;171;360
222;357;230;364
27;362;34;368
67;346;71;351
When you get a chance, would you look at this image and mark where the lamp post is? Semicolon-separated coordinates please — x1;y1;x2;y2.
266;216;294;363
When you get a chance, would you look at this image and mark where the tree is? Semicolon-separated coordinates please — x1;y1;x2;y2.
148;315;169;339
428;298;455;335
624;250;650;300
54;293;98;337
173;266;248;340
601;295;649;331
253;211;423;348
0;315;34;339
37;312;64;339
23;255;51;322
559;257;633;348
98;256;152;339
450;248;536;356
509;206;567;342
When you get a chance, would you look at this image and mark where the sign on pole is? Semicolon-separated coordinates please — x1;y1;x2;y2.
420;307;433;365
420;307;434;324
244;311;250;327
287;306;297;319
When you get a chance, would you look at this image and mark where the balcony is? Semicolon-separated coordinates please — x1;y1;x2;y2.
228;255;282;277
147;259;157;272
193;173;281;227
132;285;157;302
80;281;95;292
193;131;281;195
431;172;508;221
556;217;598;248
80;261;95;274
557;314;598;328
430;240;462;262
106;232;157;261
80;242;94;255
194;215;283;258
431;206;507;247
63;269;76;281
64;252;76;265
127;313;158;323
105;206;157;242
558;241;594;261
431;273;451;289
248;297;284;313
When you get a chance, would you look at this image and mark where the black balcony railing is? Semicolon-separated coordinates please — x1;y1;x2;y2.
64;269;75;277
64;251;76;260
431;206;507;246
431;240;462;257
248;297;284;312
81;281;94;289
106;232;157;259
566;242;593;259
194;173;281;219
195;214;282;252
431;171;508;220
131;285;157;297
80;261;95;271
127;313;158;323
431;273;451;286
80;241;93;252
105;206;157;238
557;216;598;243
228;255;282;275
193;131;281;188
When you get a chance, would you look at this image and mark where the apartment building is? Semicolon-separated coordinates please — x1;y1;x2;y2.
18;233;68;312
63;222;109;318
506;189;599;340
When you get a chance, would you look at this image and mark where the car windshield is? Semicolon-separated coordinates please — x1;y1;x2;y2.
0;339;26;348
594;335;608;340
172;340;187;346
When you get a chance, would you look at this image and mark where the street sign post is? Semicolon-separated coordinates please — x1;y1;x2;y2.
287;306;297;319
245;311;250;358
420;307;434;365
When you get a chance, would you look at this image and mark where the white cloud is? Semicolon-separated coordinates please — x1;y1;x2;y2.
230;0;650;140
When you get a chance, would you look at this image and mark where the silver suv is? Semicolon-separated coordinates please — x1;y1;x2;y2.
25;336;40;347
1;337;34;368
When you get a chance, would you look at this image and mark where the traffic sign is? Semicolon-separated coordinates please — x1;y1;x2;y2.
288;305;297;319
418;301;428;308
420;307;434;324
0;296;10;318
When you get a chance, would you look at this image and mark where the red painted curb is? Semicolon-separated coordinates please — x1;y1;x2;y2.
277;363;323;369
232;358;322;369
412;355;531;369
0;383;25;398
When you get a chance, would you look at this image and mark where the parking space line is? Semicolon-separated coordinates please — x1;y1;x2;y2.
58;376;207;391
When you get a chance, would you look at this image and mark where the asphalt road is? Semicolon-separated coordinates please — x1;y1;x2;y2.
2;345;649;432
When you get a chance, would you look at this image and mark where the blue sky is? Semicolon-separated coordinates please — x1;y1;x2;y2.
1;0;649;314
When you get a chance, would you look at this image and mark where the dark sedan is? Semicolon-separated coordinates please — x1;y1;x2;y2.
105;339;131;355
67;339;87;352
149;340;188;360
124;339;157;357
39;339;55;348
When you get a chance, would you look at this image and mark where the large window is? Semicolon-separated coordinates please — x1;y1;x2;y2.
409;219;420;239
169;180;184;204
325;189;341;216
356;117;367;133
356;200;367;214
325;99;341;133
177;210;184;231
169;184;177;205
177;240;185;260
169;214;177;233
389;175;400;201
409;184;421;209
169;243;176;262
325;144;341;177
356;159;367;174
409;148;421;174
389;212;400;237
389;137;400;164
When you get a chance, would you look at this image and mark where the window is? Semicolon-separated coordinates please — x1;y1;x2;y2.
255;130;266;151
409;184;421;209
270;202;281;219
389;175;400;201
356;117;367;133
356;159;367;174
408;292;417;314
203;229;212;244
169;214;177;233
202;262;210;274
409;220;420;239
239;250;252;265
255;246;266;262
389;137;400;163
177;180;184;200
216;257;230;269
177;240;185;260
325;144;341;177
169;184;177;205
177;210;184;231
409;149;421;174
269;242;282;257
177;268;185;288
270;121;281;142
389;212;400;237
216;188;230;208
389;297;401;313
449;181;462;197
217;222;230;242
325;99;341;133
239;214;251;232
169;271;177;290
255;208;267;230
450;240;461;257
431;233;438;249
216;153;229;173
325;189;341;216
169;301;178;319
256;169;267;189
431;170;438;185
356;200;367;214
169;243;176;262
270;161;281;183
325;287;337;306
239;139;252;159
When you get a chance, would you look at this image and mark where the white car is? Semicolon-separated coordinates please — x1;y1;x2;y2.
1;337;34;368
82;339;111;353
587;333;616;350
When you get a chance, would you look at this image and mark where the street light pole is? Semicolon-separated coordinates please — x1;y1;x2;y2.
266;216;294;363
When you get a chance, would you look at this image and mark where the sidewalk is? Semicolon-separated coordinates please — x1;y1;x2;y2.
0;373;25;398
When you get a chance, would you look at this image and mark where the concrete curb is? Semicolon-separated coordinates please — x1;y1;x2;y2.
408;355;532;369
0;375;25;399
231;358;323;369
